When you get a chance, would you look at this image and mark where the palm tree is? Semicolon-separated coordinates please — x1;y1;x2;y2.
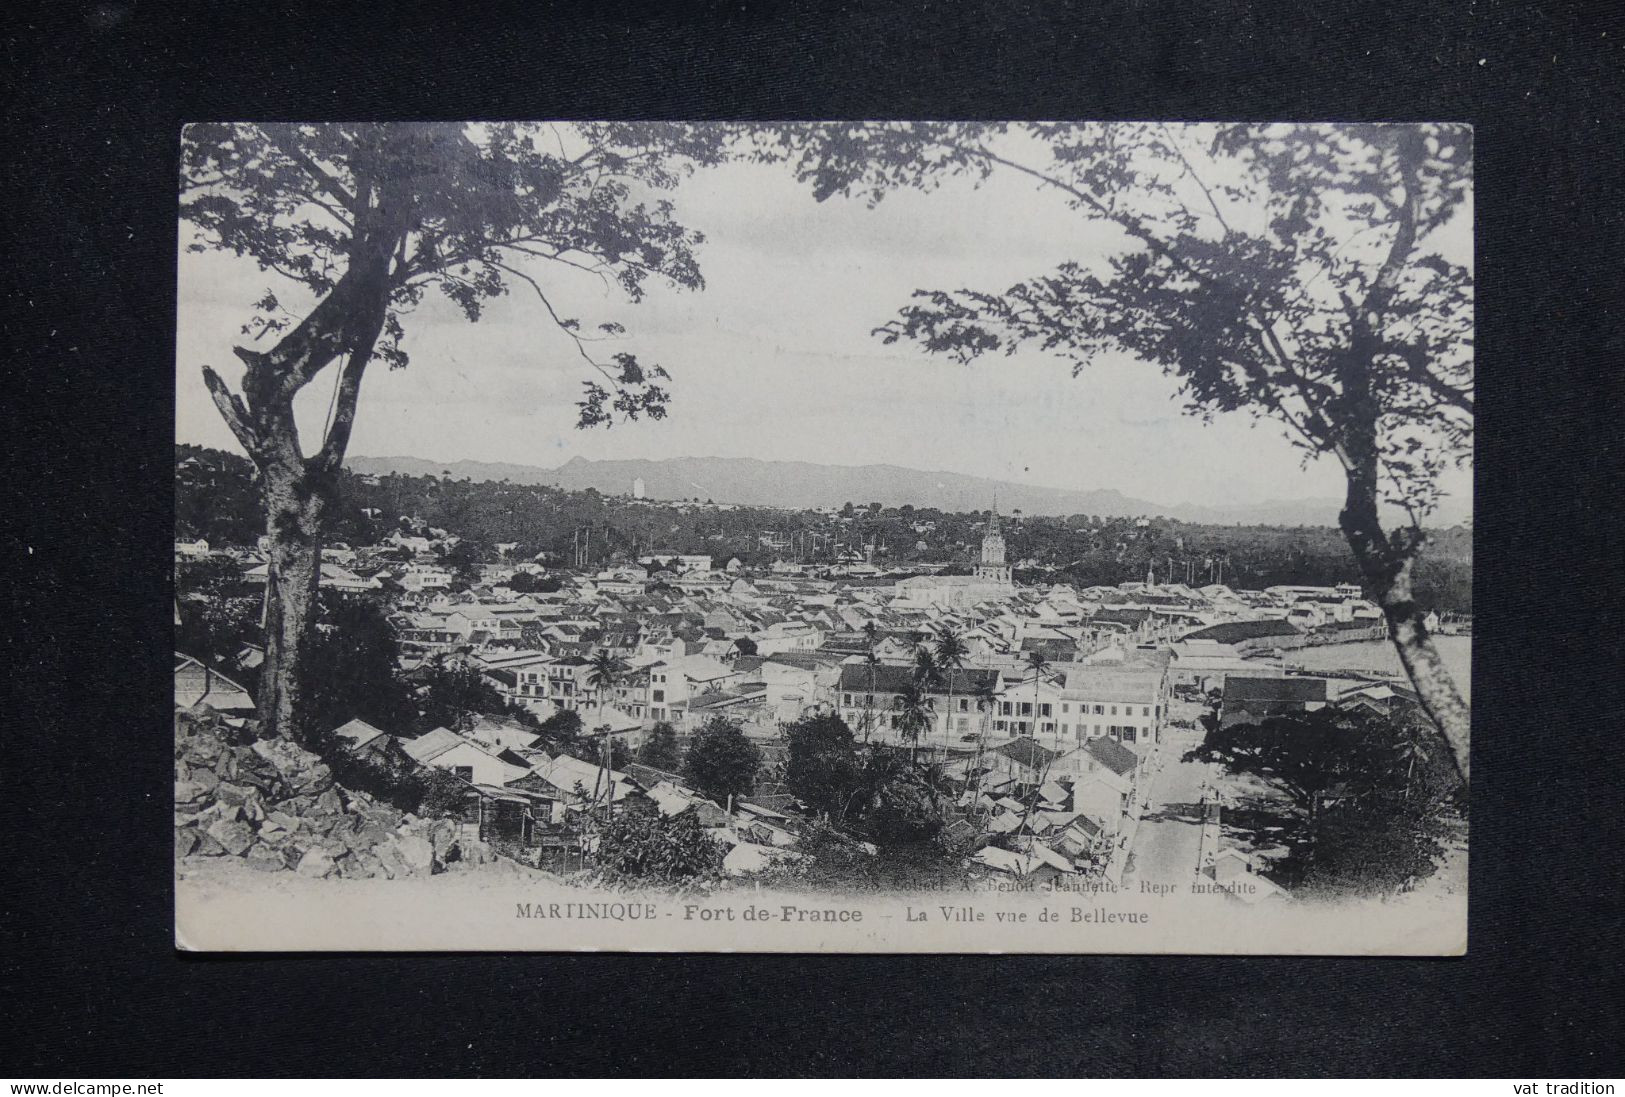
932;624;970;757
860;648;882;743
893;680;936;768
912;645;939;685
861;621;881;742
1024;650;1050;741
911;646;941;762
963;676;1001;803
585;648;622;815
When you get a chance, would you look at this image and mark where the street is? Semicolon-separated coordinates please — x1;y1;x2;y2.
1124;723;1219;886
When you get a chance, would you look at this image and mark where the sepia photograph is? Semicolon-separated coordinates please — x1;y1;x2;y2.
172;121;1472;953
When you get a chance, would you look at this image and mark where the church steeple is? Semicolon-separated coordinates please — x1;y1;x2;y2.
975;495;1012;586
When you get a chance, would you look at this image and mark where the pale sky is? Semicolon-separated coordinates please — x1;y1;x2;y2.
176;125;1473;517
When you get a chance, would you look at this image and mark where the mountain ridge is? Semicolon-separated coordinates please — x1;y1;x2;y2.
343;453;1470;527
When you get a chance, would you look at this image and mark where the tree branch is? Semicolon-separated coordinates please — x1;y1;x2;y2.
1157;124;1233;235
313;344;370;474
201;366;265;464
257;124;359;215
1359;134;1424;321
1389;345;1475;415
485;258;626;391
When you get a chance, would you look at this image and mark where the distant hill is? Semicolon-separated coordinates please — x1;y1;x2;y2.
344;453;1468;527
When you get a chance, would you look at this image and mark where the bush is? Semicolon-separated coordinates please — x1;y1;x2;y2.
756;819;968;893
592;801;723;887
418;767;472;819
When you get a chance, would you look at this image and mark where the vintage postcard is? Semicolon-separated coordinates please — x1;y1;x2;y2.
174;122;1471;953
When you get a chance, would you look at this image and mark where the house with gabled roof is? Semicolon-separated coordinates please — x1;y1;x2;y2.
645;780;731;826
684;683;771;733
987;736;1062;786
1205;846;1289;904
401;727;530;787
329;717;399;761
1079;735;1141;782
971;840;1074;885
174;653;255;713
529;752;640;807
759;650;843;723
244;560;382;593
464;714;542;754
1054;813;1108;860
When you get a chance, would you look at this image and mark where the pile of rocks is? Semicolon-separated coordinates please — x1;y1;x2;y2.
174;711;498;879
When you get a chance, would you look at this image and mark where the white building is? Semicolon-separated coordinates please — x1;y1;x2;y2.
1054;665;1169;749
401;563;452;592
242;561;381;593
638;553;712;574
973;501;1013;586
401;727;529;787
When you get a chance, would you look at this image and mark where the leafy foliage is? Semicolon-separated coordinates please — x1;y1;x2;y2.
683;716;762;805
782;713;863;817
585;649;622;703
755;818;969;893
757;123;1474;776
174;556;263;683
438;539;485;588
891;676;937;758
418;767;476;819
181;124;728;741
537;708;584;746
299;592;417;741
1296;790;1456;897
757;122;1471;513
592;800;724;886
413;657;509;734
1188;705;1462;895
1187;707;1411;818
175;443;1474;613
639;721;682;771
182;122;725;425
313;733;470;820
850;751;947;845
504;570;562;594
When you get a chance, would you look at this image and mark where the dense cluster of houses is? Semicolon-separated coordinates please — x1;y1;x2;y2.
289;710;807;877
175;509;1458;889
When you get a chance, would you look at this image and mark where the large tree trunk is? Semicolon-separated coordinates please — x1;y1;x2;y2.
257;462;330;741
203;199;405;742
1332;127;1470;786
1340;462;1471;785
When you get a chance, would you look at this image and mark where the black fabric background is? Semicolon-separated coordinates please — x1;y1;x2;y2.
3;0;1622;1077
